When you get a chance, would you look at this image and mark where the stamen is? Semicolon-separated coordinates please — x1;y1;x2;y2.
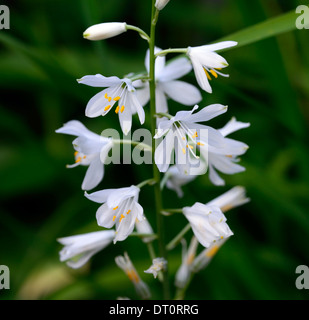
83;156;86;159
104;105;111;111
120;105;125;113
104;93;109;99
126;210;131;215
197;142;205;146
225;155;233;158
113;96;121;101
210;69;218;78
75;156;82;163
204;68;212;81
205;245;219;258
119;214;125;222
108;97;112;102
74;151;79;157
186;145;193;149
113;206;118;210
113;215;116;221
192;131;198;138
115;106;120;114
182;148;186;154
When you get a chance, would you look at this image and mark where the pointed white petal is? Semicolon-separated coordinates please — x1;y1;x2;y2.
159;57;192;82
81;155;104;191
106;186;139;208
191;59;212;93
185;104;227;123
56;120;99;141
85;188;117;203
96;203;117;228
219;117;250;137
197;41;238;53
78;74;122;87
145;47;166;77
135;83;150;107
208;164;225;186
154;130;175;172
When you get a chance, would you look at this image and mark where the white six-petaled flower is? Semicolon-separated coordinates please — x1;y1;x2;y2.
187;41;237;93
85;185;144;243
78;74;145;135
154;103;229;175
182;203;233;248
55;120;113;191
134;47;202;116
115;252;151;299
58;230;115;269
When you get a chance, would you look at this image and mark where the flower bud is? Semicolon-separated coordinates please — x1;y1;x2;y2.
83;22;127;41
155;0;170;11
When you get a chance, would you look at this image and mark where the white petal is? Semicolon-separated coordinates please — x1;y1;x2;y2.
145;47;166;77
131;92;145;125
106;186;139;208
78;74;122;87
154;130;175;172
210;153;245;175
159;57;192;82
85;188;117;203
96;203;117;228
219;117;250;137
197;41;238;53
135;83;150;107
155;85;169;114
161;80;202;106
81;155;104;191
208;164;225;186
185;104;227;123
191;59;212;93
56;120;99;141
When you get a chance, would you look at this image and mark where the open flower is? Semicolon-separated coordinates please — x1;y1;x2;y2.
85;185;144;243
78;74;145;135
183;203;233;248
58;230;115;269
154;104;229;175
55;120;113;191
144;257;167;279
187;41;237;93
115;252;151;299
135;47;202;115
203;117;250;186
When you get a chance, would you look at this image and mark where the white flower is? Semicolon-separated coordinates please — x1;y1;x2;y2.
175;237;198;288
78;74;145;135
55;120;113;191
207;185;250;212
58;230;115;269
135;216;156;243
83;22;127;41
183;203;233;248
134;47;201;115
85;185;144;243
191;238;227;273
154;104;229;175
204;117;250;186
155;0;170;11
115;252;151;299
144;257;167;279
187;41;237;93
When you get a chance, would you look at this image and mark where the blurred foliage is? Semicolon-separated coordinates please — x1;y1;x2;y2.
0;0;309;300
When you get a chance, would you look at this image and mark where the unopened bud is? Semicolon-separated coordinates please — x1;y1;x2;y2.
155;0;170;11
83;22;127;41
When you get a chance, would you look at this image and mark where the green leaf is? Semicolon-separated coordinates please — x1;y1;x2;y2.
216;9;304;50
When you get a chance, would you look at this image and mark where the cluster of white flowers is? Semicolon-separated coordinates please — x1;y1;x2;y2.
56;2;250;299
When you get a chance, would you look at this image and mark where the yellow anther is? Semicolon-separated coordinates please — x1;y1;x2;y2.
115;106;120;114
74;151;79;157
204;68;212;81
113;96;121;101
75;156;82;163
126;209;131;215
225;154;233;158
83;155;86;159
113;206;118;210
197;142;205;146
205;245;219;258
108;97;112;102
120;105;125;113
182;148;186;154
104;105;111;111
127;270;139;283
182;137;186;140
210;69;218;78
104;93;109;99
192;132;198;138
119;214;125;222
187;145;193;149
113;215;116;222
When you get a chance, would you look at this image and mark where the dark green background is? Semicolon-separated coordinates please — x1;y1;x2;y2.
0;0;309;300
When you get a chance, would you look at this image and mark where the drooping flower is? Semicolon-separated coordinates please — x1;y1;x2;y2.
85;185;144;243
191;238;227;273
155;0;170;11
154;104;230;175
134;47;202;115
115;252;151;299
58;230;115;269
175;237;199;288
187;41;237;93
78;74;145;135
83;22;127;41
203;117;250;186
55;120;113;191
144;257;167;279
182;203;233;248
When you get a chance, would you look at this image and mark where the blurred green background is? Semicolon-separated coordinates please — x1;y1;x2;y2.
1;0;309;300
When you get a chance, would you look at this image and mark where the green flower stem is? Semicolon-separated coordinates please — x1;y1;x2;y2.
155;112;173;120
166;223;191;251
155;48;188;58
112;139;152;152
136;178;156;189
126;24;150;42
149;0;170;300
